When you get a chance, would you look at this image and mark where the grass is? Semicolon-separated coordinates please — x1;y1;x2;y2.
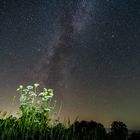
0;83;130;140
0;116;107;140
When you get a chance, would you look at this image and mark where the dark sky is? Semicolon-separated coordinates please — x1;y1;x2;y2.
0;0;140;129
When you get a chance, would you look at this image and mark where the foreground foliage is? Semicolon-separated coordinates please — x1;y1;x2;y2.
0;84;139;140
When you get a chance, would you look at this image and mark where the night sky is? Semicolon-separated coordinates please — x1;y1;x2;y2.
0;0;140;129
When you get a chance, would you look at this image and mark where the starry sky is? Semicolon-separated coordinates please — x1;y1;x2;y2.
0;0;140;129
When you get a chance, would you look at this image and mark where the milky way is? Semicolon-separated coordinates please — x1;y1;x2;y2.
0;0;140;129
35;0;93;90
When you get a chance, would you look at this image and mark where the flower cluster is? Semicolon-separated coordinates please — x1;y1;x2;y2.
17;83;54;121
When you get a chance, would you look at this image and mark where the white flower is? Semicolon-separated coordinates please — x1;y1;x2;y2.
34;83;40;88
48;89;53;92
44;108;51;112
17;88;20;91
23;89;29;93
17;85;23;91
41;96;52;102
27;85;33;90
19;85;23;89
29;91;35;94
44;88;48;92
38;92;45;97
29;92;37;97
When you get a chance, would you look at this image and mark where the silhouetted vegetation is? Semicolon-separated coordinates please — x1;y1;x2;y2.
0;116;139;140
0;116;107;140
0;84;139;140
107;121;128;140
128;131;140;140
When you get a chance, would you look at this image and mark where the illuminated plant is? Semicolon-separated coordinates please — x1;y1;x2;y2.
17;83;55;125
